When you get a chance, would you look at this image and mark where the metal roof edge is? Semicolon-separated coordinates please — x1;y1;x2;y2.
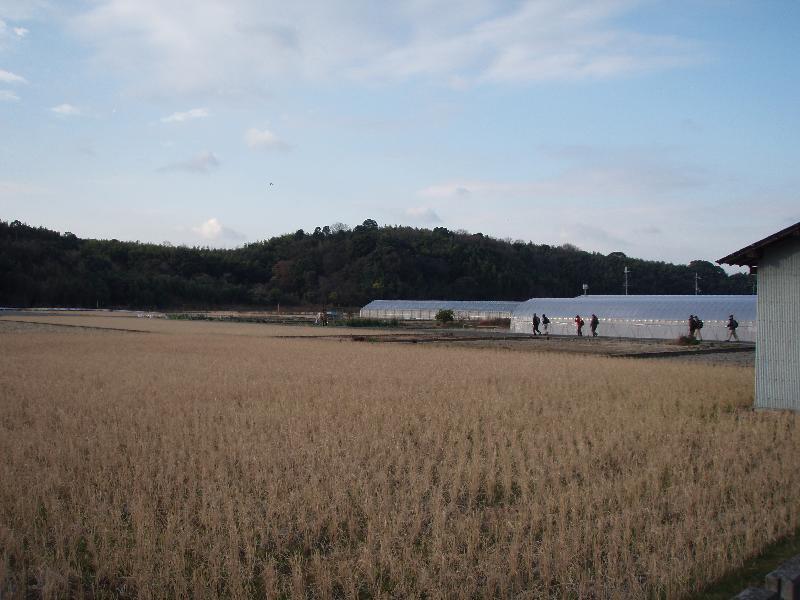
717;221;800;267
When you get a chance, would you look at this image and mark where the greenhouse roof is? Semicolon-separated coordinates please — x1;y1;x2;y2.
361;299;522;312
513;295;756;321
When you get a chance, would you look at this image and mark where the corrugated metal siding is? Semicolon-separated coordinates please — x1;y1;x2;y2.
756;237;800;410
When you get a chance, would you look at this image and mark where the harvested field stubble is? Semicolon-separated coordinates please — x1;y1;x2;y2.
0;326;797;599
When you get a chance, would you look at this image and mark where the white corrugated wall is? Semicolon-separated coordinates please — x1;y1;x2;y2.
510;317;756;341
756;237;800;410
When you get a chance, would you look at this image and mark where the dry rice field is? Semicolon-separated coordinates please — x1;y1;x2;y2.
0;318;798;599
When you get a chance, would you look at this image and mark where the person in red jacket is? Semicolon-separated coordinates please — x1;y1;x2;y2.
575;314;584;336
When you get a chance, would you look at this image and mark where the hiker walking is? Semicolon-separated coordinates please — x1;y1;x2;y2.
694;315;703;340
541;314;550;335
575;314;584;336
688;315;697;339
726;314;739;341
532;313;541;336
590;314;599;337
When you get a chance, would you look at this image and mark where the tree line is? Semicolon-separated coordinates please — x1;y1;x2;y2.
0;219;753;309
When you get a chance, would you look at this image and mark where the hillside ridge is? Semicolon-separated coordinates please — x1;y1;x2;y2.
0;219;753;309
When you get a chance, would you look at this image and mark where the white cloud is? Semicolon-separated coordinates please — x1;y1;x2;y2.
69;0;703;97
405;206;442;224
192;217;245;241
158;151;220;173
161;107;209;123
244;127;290;151
0;69;26;84
50;103;81;116
1;16;30;49
0;89;19;101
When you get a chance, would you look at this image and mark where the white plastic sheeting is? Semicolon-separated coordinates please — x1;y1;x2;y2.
511;295;757;341
360;300;520;321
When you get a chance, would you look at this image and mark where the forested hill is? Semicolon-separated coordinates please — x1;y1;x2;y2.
0;219;753;309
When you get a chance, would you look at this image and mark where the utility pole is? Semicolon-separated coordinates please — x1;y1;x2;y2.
694;272;701;295
623;266;630;296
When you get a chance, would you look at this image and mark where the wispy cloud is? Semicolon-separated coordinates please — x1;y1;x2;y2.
353;1;703;84
12;26;28;37
50;103;81;116
0;69;27;84
244;127;290;151
70;0;704;97
192;217;245;241
636;225;662;235
0;89;19;102
414;144;718;259
161;107;210;123
158;151;220;173
420;146;706;203
0;180;49;196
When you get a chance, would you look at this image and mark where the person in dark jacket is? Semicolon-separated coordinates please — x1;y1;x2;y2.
726;314;739;341
590;314;599;337
532;313;541;336
688;315;697;339
541;314;550;335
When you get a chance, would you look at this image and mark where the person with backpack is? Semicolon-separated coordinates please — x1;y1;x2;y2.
726;314;739;341
590;314;599;337
532;313;541;336
575;314;584;336
541;314;550;335
694;315;703;340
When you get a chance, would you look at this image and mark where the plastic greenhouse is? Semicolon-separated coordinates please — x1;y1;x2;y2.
360;300;520;321
511;295;756;341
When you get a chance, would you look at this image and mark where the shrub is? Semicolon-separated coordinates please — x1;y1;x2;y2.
435;309;455;324
477;318;511;328
339;317;399;328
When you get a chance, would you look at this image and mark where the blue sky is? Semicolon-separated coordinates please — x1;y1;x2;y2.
1;1;798;268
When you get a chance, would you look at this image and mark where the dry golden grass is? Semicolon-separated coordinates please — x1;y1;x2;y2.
0;322;797;599
0;315;376;337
